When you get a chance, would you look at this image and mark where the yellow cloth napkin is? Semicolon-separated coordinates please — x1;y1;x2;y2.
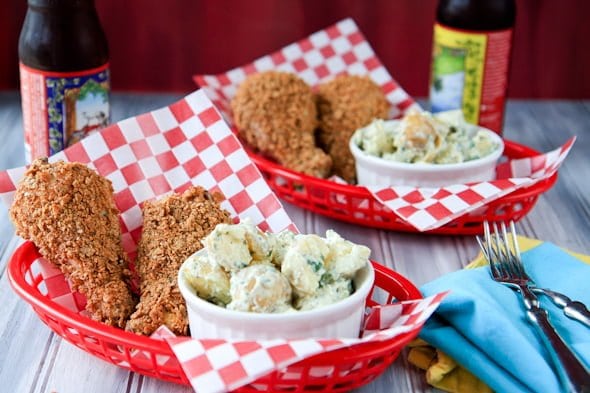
407;236;590;393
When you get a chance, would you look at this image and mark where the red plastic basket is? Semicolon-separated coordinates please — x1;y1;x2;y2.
8;241;423;391
248;139;557;235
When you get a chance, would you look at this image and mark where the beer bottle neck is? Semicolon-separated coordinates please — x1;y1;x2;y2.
28;0;96;8
436;0;515;31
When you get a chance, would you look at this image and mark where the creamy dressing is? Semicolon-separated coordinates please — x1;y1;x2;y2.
182;220;370;313
354;110;499;164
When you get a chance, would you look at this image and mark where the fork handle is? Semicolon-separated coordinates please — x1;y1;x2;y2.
565;302;590;329
532;287;590;328
527;305;590;392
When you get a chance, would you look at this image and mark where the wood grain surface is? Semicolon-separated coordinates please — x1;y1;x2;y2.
0;92;588;393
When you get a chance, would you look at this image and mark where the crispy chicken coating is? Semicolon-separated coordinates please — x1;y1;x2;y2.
9;158;137;328
231;71;333;178
317;75;390;183
126;186;231;336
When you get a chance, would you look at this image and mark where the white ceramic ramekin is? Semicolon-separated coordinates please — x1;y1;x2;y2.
349;124;504;188
178;249;375;340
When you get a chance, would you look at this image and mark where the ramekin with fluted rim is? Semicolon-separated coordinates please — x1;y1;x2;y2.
178;248;375;340
349;123;504;188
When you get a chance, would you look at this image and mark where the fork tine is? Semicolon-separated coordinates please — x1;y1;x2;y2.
476;235;487;259
490;222;511;278
507;220;528;279
500;221;511;254
491;222;508;277
510;220;522;262
476;235;497;277
481;222;499;276
500;222;519;276
483;220;490;239
482;221;494;262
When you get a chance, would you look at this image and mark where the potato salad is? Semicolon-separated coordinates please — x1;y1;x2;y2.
353;110;499;164
181;220;370;313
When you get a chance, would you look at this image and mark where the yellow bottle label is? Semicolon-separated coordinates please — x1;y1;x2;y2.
430;23;512;133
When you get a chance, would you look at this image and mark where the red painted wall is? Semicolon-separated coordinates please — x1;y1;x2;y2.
2;0;589;98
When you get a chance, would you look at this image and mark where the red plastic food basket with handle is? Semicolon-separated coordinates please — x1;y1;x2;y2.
8;240;423;391
247;139;557;236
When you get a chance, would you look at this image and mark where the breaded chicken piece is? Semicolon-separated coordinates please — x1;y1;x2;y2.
317;75;390;183
126;186;231;336
9;158;136;328
231;71;333;178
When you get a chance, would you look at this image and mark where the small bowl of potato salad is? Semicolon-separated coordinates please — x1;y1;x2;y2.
350;110;504;187
178;219;375;340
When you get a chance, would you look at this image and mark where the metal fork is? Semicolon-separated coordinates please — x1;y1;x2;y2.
477;221;590;393
483;223;590;328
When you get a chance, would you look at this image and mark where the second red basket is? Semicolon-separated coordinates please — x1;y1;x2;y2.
248;139;557;235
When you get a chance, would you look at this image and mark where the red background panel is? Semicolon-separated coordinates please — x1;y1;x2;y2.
1;0;589;98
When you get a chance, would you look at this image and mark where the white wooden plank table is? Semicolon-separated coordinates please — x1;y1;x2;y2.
0;91;588;393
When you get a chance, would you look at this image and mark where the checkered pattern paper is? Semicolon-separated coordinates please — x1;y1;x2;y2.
0;88;306;382
160;292;447;393
29;251;88;314
194;18;420;123
0;89;296;259
370;138;575;232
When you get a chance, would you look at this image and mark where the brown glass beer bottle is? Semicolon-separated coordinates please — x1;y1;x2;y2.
19;0;110;161
429;0;516;134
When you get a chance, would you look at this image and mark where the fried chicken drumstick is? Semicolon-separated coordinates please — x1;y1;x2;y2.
9;158;137;328
126;186;232;336
231;71;333;178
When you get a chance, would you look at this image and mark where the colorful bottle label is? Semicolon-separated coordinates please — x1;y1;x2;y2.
19;63;110;161
429;23;512;134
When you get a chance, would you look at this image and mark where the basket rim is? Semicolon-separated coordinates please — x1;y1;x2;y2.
7;240;424;372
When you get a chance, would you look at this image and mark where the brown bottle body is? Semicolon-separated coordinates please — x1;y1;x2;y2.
18;0;111;160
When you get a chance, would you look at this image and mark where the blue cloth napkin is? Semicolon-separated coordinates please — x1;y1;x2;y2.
419;242;590;393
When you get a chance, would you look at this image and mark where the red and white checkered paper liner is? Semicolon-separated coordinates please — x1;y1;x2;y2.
1;87;298;327
369;137;576;232
0;89;297;259
159;292;447;393
194;17;420;124
0;88;297;376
